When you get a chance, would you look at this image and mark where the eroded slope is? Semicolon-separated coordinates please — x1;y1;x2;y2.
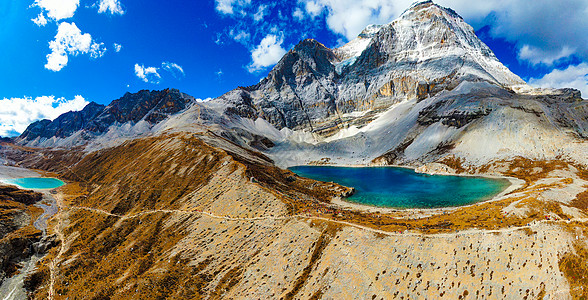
8;132;584;299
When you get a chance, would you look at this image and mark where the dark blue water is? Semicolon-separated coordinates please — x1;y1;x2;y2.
289;166;510;209
2;177;65;190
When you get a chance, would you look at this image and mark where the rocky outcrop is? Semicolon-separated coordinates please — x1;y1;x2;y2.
87;88;195;132
18;89;195;144
0;186;44;283
20;102;105;140
216;39;340;131
209;0;528;135
14;1;587;169
418;104;492;128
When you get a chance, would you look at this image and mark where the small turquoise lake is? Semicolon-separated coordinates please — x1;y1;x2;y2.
2;178;65;190
289;166;510;209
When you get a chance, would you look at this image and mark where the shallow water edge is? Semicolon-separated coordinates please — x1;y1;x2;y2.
290;165;522;211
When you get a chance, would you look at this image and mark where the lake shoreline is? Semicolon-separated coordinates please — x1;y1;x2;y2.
0;177;65;190
0;165;64;298
291;164;526;216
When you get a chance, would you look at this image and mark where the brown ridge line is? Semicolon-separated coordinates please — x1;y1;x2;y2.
65;205;588;237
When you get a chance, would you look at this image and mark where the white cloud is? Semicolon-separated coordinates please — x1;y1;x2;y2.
253;5;268;22
229;29;251;44
296;0;406;40
529;63;588;97
32;13;48;26
32;0;79;21
248;34;287;72
97;0;125;15
134;64;161;84
0;95;88;137
434;0;588;65
45;22;106;72
89;42;107;58
215;0;251;15
293;7;305;21
518;45;576;66
161;62;185;78
293;0;588;66
304;1;325;18
113;43;122;52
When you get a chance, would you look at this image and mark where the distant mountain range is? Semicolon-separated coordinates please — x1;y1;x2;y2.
16;0;587;168
5;2;588;299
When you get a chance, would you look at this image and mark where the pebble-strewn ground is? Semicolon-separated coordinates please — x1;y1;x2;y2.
5;133;585;299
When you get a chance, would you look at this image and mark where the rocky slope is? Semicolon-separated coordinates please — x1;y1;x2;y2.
5;132;587;299
15;1;587;171
0;185;56;293
18;89;196;148
213;0;527;133
0;186;41;279
3;1;588;298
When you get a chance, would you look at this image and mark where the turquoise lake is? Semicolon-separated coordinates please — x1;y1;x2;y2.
2;177;65;190
289;166;510;209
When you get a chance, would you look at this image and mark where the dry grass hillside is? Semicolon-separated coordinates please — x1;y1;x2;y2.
0;186;44;283
5;132;585;299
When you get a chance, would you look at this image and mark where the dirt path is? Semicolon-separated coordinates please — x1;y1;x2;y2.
66;204;588;238
43;195;588;299
48;194;68;300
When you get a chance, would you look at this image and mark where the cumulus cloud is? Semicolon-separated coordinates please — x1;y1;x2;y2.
292;0;588;66
32;13;48;26
113;43;122;52
0;95;88;137
518;45;576;66
295;0;407;40
32;0;79;21
247;34;287;72
45;22;106;72
161;62;185;78
134;64;161;84
435;0;588;66
215;0;252;15
529;63;588;97
97;0;125;15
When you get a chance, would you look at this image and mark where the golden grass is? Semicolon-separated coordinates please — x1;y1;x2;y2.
12;133;587;299
23;132;350;299
0;187;44;282
559;241;588;299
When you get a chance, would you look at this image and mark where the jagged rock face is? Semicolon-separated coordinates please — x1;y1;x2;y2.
218;39;340;131
88;88;194;132
20;102;104;140
18;88;195;144
13;1;586;169
210;1;526;133
335;1;524;108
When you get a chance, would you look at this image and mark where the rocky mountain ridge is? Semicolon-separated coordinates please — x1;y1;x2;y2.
214;0;528;134
19;88;195;147
3;1;588;299
15;1;587;169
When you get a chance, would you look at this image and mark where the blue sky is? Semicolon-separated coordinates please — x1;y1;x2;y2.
0;0;587;136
